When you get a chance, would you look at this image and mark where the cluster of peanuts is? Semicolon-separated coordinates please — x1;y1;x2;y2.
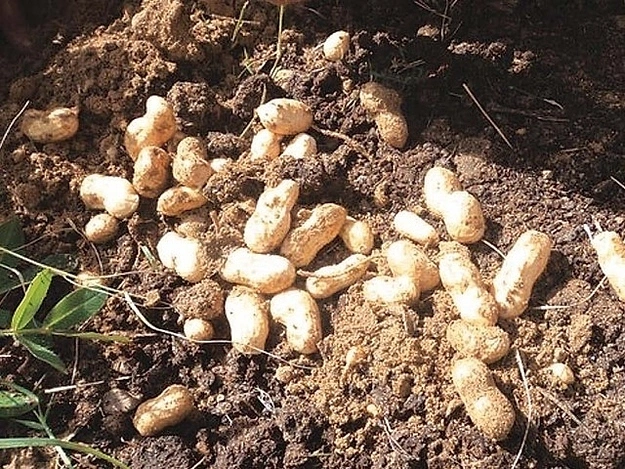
19;55;625;439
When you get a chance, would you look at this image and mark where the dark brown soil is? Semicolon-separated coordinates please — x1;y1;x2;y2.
1;1;624;468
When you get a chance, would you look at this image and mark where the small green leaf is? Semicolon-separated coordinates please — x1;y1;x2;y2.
0;383;39;419
12;419;47;431
11;269;53;330
44;288;107;330
17;336;66;373
0;309;11;328
0;218;25;267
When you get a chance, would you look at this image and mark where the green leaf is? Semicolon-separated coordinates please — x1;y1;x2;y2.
11;419;46;431
44;288;107;330
0;309;11;328
0;383;39;419
11;269;53;330
17;336;66;373
0;218;25;267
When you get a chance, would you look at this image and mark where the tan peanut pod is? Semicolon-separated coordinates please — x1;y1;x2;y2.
339;216;374;254
386;240;440;291
20;107;79;143
157;232;207;283
225;286;270;354
374;110;408;149
438;242;499;326
157;186;208;217
362;275;420;305
250;129;283;161
244;180;300;253
359;82;402;114
124;96;177;160
393;210;439;247
85;213;119;244
280;133;317;160
220;248;296;294
183;318;214;341
305;254;370;299
545;363;575;387
446;320;510;364
590;231;625;302
423;167;462;217
256;98;313;136
80;174;140;219
492;230;553;319
132;146;171;198
270;288;322;354
173;278;224;321
440;191;486;244
451;358;515;441
133;385;194;436
280;203;347;267
323;30;350;61
173;137;212;189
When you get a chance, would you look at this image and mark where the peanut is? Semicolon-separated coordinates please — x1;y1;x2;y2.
132;146;171;198
386;240;440;291
225;286;270;354
20;106;79;143
220;247;296;294
256;98;313;136
305;253;370;299
124;96;177;160
270;288;322;354
446;320;510;364
133;384;194;436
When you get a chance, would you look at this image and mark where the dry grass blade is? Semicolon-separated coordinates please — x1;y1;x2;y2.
462;83;513;150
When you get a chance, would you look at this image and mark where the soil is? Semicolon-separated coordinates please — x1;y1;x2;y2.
1;0;624;468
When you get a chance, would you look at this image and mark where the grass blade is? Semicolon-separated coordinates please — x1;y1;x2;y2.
11;269;53;330
17;336;66;373
0;438;130;469
44;288;107;330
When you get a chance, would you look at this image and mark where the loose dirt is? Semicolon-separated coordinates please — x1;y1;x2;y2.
1;1;624;468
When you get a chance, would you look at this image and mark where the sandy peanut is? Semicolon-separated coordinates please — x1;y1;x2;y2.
256;98;313;136
451;357;515;441
362;275;420;305
359;82;408;149
80;174;140;219
133;384;194;437
225;286;270;354
157;186;208;217
157;231;207;283
305;253;370;299
132;146;171;198
173;137;212;189
386;240;440;291
244;180;300;253
374;110;408;149
439;191;485;244
250;129;283;161
175;207;211;240
270;288;322;354
438;242;499;326
323;30;350;61
423;167;462;217
359;82;402;114
590;231;625;302
280;203;347;267
492;230;552;319
20;106;79;143
220;247;296;294
84;213;119;244
545;363;575;387
124;95;177;160
446;320;510;364
393;210;439;247
173;278;224;321
280;133;317;160
183;318;214;341
339;216;374;254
